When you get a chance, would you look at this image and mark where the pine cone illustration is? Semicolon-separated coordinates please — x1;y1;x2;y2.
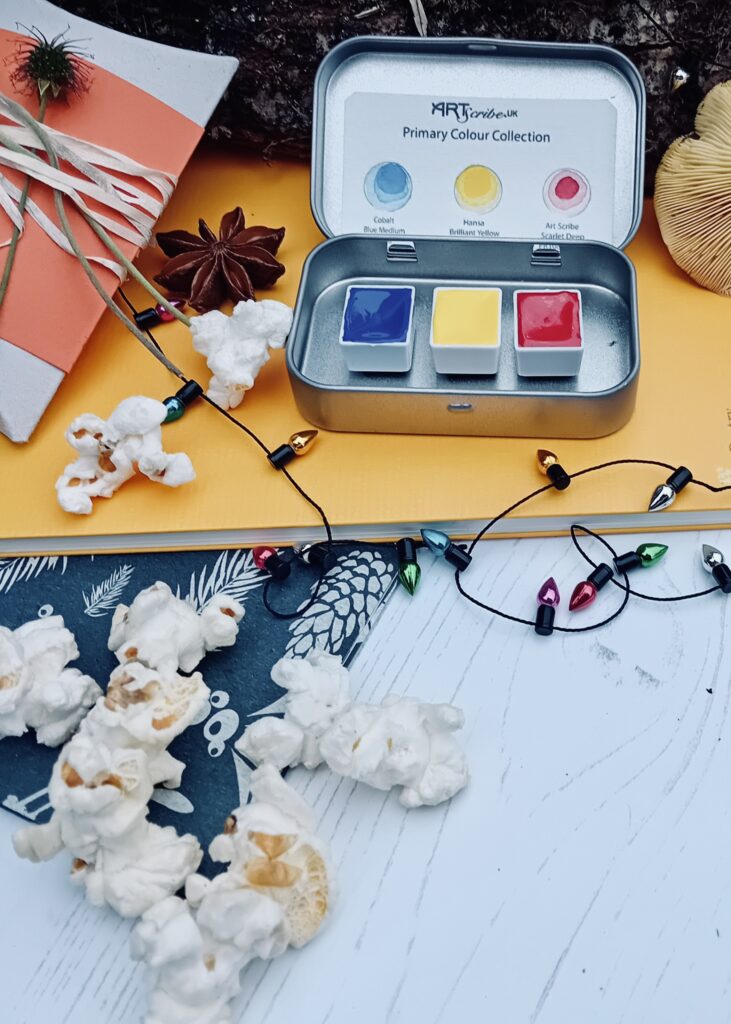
285;550;396;658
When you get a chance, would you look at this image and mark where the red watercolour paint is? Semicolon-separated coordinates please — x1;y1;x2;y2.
555;175;580;200
516;291;582;348
544;168;591;213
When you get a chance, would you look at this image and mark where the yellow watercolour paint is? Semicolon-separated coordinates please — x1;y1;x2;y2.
454;165;502;213
432;288;501;347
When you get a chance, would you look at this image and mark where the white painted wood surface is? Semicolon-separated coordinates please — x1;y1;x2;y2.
3;530;731;1024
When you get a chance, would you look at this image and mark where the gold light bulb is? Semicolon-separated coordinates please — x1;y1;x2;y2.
536;449;559;475
289;429;318;456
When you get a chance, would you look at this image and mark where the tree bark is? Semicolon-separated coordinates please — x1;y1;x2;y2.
55;0;731;191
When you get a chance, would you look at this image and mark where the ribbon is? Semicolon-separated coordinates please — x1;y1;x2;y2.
0;93;177;275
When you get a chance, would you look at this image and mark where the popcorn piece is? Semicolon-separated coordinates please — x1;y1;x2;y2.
319;697;469;808
20;735;154;863
132;766;331;1024
14;727;203;917
211;764;330;949
84;660;210;787
236;650;351;770
0;627;29;738
131;896;239;1024
189;299;293;410
133;893;286;1024
237;652;469;807
234;716;303;772
53;736;201;917
55;396;195;515
77;822;203;919
12;577;248;918
109;582;244;676
0;617;101;746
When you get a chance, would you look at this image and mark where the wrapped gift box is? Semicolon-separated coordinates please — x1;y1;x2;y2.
0;0;238;442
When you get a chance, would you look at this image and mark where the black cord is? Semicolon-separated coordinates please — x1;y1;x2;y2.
116;293;418;621
119;287;336;620
117;287;730;631
570;457;731;495
455;459;730;633
570;527;721;602
260;538;405;620
456;525;631;633
466;482;555;553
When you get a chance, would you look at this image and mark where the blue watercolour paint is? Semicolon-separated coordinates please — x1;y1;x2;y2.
342;286;413;344
364;161;412;211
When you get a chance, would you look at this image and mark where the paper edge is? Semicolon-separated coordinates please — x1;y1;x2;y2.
0;337;64;443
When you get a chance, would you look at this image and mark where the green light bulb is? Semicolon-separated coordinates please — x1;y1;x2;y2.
163;396;185;423
398;561;421;596
637;542;668;568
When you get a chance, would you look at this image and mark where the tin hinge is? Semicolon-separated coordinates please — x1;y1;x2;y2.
386;240;418;262
531;243;562;267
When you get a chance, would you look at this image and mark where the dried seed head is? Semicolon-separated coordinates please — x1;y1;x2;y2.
9;27;93;101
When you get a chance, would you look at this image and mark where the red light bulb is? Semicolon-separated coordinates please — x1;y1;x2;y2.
252;545;290;581
569;580;597;611
253;546;276;570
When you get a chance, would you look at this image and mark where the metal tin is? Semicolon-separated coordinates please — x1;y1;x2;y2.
288;36;645;438
289;236;638;438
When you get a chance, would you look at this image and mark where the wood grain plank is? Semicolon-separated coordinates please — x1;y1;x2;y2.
2;531;729;1024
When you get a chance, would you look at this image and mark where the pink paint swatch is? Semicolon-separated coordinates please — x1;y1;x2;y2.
516;290;582;348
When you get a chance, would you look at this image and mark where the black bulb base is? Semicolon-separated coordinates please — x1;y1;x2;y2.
265;553;291;581
614;551;642;574
268;444;296;470
300;543;339;573
445;544;472;571
712;563;731;594
547;464;571;490
176;380;203;407
535;604;555;636
134;307;161;330
668;466;693;494
396;537;418;564
588;563;614;591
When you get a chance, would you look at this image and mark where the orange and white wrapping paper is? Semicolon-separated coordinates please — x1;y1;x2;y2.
0;0;238;442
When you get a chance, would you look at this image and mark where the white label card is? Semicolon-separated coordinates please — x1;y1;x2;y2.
341;92;617;242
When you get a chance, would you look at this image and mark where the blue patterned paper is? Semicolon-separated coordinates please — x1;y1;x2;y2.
0;547;397;872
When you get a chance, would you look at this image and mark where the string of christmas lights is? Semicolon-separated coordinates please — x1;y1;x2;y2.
119;290;731;635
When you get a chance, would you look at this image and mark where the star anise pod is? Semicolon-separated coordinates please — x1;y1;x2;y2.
154;207;285;313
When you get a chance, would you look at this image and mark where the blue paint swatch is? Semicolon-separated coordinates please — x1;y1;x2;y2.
342;286;414;344
364;161;412;211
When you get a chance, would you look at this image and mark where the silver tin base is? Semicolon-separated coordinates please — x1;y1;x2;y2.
286;235;640;439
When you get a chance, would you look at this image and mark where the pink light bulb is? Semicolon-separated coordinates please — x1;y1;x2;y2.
537;577;560;608
155;299;185;322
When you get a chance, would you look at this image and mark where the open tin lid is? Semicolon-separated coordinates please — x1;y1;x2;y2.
311;36;645;249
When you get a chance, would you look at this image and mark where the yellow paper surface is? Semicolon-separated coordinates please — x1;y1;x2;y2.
2;145;731;548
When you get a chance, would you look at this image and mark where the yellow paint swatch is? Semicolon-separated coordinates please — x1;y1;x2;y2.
432;288;501;346
454;165;502;213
